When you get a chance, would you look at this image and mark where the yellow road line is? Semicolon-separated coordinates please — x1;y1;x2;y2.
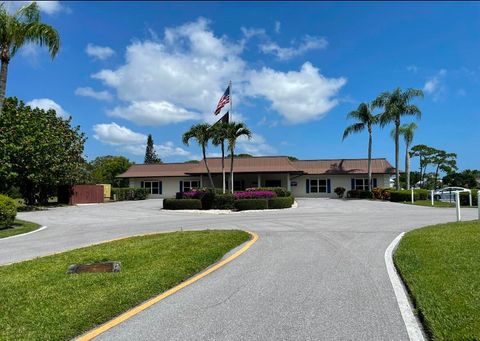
76;230;259;341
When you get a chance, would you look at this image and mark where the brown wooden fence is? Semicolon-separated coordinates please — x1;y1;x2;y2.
58;185;104;205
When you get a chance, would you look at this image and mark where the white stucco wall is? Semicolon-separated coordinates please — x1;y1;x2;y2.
129;177;201;198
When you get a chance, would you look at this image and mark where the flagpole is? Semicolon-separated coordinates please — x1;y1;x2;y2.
229;80;232;123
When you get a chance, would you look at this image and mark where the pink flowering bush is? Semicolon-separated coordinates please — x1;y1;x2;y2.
234;190;276;199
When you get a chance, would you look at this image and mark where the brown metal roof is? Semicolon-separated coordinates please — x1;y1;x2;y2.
117;163;196;178
117;157;395;178
292;158;395;175
187;156;301;174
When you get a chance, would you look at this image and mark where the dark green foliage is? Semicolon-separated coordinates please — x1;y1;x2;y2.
267;196;294;209
0;97;86;205
0;230;249;340
390;189;428;202
371;187;392;200
346;190;373;199
200;189;215;210
394;220;480;340
213;194;235;209
163;198;202;210
144;134;161;164
0;219;39;238
443;170;479;189
334;187;346;198
0;194;16;228
234;199;268;211
89;156;132;187
459;190;478;206
112;188;149;201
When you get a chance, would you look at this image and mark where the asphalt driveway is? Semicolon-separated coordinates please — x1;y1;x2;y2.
1;199;477;340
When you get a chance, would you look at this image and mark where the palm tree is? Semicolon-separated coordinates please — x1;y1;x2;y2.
225;122;252;193
0;2;60;112
342;102;380;191
182;123;215;188
391;122;417;189
373;88;423;190
211;121;228;193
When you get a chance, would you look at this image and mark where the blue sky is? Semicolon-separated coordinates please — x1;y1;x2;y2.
7;1;480;171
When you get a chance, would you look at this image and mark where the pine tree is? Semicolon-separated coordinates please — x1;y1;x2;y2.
144;134;162;164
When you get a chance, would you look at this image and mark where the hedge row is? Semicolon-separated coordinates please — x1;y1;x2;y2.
246;187;291;197
390;189;429;202
163;198;202;210
460;190;478;206
112;188;149;201
0;194;17;228
234;197;295;211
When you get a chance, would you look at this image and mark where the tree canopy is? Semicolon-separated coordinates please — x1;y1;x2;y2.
144;134;161;164
89;155;132;187
0;97;86;204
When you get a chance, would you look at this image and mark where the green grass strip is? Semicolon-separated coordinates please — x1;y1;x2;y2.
0;230;250;340
0;219;40;239
394;220;480;340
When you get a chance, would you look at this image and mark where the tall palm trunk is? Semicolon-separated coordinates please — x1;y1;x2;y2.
394;120;400;190
230;150;234;194
221;141;225;194
367;125;372;191
405;144;411;189
202;145;214;188
0;56;10;113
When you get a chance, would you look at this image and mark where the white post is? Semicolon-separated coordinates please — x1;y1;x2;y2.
257;174;261;188
431;190;434;206
231;170;234;194
455;191;461;222
411;188;414;203
469;192;472;207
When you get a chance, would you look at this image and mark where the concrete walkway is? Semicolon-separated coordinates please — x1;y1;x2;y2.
1;199;477;340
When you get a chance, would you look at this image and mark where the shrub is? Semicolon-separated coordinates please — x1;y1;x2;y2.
200;189;216;210
234;199;268;211
347;190;373;199
246;187;290;197
372;187;383;200
334;187;346;198
0;194;17;228
163;198;202;210
381;188;392;201
460;190;478;206
390;189;429;202
268;196;294;209
213;194;235;209
112;188;149;201
234;190;276;200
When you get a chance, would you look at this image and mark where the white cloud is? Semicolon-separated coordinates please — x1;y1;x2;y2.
92;18;246;122
119;141;191;159
259;35;328;60
406;65;418;74
93;122;146;146
26;98;69;118
5;1;67;15
247;62;346;124
241;27;266;40
107;101;200;126
75;87;113;101
237;133;276;155
423;69;447;101
274;21;281;34
86;44;115;60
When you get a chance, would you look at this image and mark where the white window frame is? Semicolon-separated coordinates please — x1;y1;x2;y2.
142;181;162;195
183;180;200;192
354;178;369;191
310;179;328;193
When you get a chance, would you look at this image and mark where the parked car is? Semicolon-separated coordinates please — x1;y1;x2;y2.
433;187;471;202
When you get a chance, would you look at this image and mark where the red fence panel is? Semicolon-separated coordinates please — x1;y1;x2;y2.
68;185;104;205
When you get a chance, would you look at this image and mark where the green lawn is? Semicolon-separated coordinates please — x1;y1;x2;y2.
0;219;40;238
394;220;480;340
402;200;477;208
0;230;250;341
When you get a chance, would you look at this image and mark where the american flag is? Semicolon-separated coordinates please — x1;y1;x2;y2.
214;85;230;115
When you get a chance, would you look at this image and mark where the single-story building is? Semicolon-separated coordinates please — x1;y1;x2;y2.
117;156;395;198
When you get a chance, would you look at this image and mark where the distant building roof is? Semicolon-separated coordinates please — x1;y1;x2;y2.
117;156;395;178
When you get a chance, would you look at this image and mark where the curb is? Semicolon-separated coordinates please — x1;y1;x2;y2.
0;225;47;241
75;230;259;341
385;232;426;341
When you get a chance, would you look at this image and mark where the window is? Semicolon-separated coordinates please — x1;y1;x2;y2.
265;180;282;187
141;181;162;195
353;178;377;190
310;179;327;193
183;180;200;192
